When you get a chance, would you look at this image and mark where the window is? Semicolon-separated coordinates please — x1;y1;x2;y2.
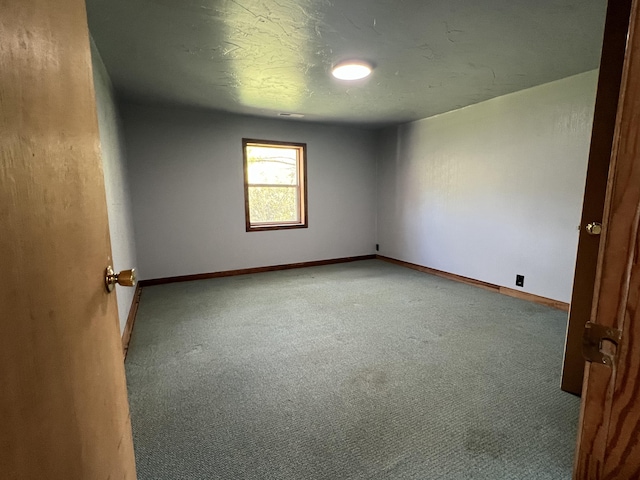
242;139;308;231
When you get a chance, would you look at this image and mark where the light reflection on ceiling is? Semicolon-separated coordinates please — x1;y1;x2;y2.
223;0;325;112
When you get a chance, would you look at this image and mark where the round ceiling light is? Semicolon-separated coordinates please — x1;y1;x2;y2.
331;61;373;80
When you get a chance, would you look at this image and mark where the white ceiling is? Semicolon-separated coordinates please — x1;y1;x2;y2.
86;0;607;127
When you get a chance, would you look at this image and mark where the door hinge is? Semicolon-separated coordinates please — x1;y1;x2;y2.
582;322;622;366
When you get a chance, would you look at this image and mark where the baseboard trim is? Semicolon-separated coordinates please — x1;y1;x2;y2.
121;284;142;359
376;255;570;312
496;286;569;311
138;255;377;287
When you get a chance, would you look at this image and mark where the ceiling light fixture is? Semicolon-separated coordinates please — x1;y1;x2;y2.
331;60;373;80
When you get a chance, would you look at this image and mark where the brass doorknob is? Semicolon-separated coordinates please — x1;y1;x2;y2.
586;222;603;236
105;266;137;293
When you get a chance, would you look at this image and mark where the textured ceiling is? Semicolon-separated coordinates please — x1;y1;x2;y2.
86;0;607;127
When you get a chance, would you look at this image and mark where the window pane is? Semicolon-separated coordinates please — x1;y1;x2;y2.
246;146;298;185
248;186;299;223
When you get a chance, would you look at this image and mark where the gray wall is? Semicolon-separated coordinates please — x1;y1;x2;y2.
118;71;597;302
91;40;138;334
121;104;377;280
376;71;598;302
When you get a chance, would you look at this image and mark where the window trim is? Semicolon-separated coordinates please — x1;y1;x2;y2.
242;138;308;232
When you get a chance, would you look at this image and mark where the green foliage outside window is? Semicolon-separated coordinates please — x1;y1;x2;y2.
248;186;297;223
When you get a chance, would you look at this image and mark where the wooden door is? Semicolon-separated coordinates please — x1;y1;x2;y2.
573;0;640;477
562;0;633;396
0;0;137;478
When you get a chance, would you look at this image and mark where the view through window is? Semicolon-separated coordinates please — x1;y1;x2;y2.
243;139;307;231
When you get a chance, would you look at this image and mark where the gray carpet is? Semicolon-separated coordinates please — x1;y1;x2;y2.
125;259;580;479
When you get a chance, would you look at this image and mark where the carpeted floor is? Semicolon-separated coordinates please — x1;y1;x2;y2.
125;259;580;479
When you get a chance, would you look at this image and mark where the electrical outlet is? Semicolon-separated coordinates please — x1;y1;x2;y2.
376;244;379;251
516;274;524;287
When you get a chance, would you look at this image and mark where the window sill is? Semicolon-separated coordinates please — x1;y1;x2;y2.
246;223;308;232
